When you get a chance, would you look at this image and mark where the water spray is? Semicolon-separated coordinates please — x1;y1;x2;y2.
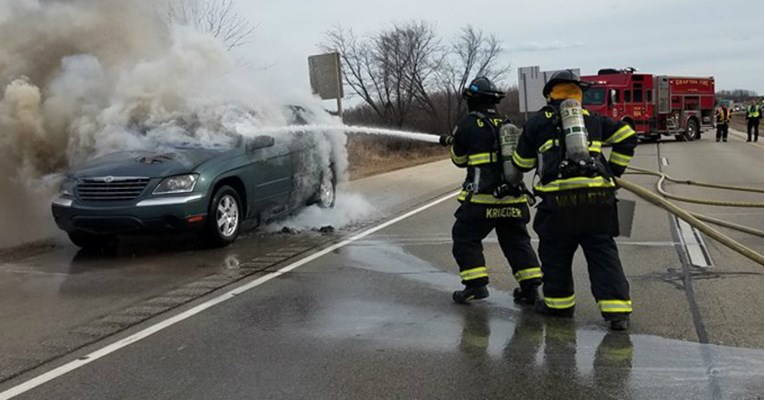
247;124;442;144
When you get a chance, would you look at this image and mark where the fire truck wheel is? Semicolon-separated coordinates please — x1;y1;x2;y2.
684;119;699;141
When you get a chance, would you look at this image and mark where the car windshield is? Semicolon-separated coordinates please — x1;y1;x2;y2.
582;87;606;105
144;128;240;151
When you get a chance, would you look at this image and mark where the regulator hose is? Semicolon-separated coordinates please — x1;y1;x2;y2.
615;177;763;265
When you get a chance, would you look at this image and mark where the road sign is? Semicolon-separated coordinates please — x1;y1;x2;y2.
308;52;343;118
518;66;580;120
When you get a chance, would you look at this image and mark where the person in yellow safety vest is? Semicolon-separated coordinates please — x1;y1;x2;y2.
446;76;542;305
746;100;761;142
715;102;731;142
511;70;638;331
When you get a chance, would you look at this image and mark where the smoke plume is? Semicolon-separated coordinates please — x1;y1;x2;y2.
0;0;347;247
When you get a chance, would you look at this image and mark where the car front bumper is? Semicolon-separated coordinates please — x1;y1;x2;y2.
51;194;209;235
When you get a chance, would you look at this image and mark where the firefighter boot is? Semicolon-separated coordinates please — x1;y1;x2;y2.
605;314;630;331
534;300;575;318
513;282;540;306
452;285;489;304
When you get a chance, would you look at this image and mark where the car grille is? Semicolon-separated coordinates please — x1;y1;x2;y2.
77;177;151;202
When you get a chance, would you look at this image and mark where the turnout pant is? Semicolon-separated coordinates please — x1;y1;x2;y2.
747;119;760;141
452;202;541;288
716;124;728;141
536;232;631;319
533;195;631;319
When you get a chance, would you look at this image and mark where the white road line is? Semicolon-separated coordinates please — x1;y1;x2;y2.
729;128;764;148
0;191;460;400
676;218;712;268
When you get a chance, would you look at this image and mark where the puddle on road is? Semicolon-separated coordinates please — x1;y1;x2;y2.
288;239;765;399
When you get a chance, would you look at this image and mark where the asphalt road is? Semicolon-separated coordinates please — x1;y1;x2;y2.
0;130;762;399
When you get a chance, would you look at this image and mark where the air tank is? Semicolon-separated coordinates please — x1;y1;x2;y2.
498;123;523;186
559;99;590;163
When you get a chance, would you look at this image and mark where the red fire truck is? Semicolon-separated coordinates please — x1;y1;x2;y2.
581;68;715;141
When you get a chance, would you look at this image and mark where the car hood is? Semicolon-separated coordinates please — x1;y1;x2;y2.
70;148;226;179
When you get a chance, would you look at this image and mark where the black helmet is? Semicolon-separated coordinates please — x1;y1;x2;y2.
462;76;505;102
542;69;591;98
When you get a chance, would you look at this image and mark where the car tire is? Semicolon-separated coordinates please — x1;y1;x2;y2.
202;185;242;248
68;232;115;251
314;168;336;209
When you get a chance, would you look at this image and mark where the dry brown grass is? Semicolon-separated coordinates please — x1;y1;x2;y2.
346;133;448;180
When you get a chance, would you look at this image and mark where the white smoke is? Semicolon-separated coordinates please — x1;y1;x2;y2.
0;0;349;247
268;193;375;233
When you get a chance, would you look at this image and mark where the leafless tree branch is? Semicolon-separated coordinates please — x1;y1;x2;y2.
167;0;256;50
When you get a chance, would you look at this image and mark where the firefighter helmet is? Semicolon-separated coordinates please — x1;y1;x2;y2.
462;76;505;102
542;70;592;98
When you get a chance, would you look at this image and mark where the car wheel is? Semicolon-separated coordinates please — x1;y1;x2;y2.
202;185;242;248
68;232;116;251
316;168;336;209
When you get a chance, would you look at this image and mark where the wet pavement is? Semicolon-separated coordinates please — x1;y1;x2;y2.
0;139;763;399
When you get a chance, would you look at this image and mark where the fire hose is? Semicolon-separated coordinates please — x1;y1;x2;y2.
617;167;763;265
626;165;764;208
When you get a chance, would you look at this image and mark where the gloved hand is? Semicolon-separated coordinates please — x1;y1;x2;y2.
439;135;454;146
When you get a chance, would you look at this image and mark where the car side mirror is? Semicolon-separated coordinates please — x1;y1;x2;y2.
245;135;275;152
608;89;616;106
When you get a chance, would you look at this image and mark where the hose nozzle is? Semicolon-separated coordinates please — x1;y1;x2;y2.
439;135;454;146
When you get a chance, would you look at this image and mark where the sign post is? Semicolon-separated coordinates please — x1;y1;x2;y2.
308;52;344;120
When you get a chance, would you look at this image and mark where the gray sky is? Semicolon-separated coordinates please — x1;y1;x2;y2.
236;0;764;100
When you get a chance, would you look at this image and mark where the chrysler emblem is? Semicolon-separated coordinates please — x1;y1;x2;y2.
104;176;114;183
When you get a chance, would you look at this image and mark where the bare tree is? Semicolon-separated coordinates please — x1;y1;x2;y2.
167;0;256;50
322;22;440;128
436;26;511;130
716;89;760;104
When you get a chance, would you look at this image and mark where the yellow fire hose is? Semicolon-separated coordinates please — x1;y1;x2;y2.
615;173;764;265
627;165;764;208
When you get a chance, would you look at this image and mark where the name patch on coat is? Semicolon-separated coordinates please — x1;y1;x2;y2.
485;207;523;219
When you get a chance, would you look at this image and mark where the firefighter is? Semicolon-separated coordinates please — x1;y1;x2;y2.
746;100;761;142
511;70;637;331
447;77;542;305
715;102;731;142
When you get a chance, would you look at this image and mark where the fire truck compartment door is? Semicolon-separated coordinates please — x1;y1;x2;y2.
656;76;670;114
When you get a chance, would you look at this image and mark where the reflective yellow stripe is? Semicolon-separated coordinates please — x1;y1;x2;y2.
450;147;467;165
605;125;636;144
588;141;602;153
544;295;575;309
513;267;543;282
598;300;633;313
460;266;489;281
476;119;485;127
538;139;555;153
609;151;633;167
467;152;498;166
582;109;590;116
457;190;527;204
534;176;616;193
512;151;537;169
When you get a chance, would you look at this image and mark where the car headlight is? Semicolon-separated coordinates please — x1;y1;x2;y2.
60;178;75;197
153;174;199;195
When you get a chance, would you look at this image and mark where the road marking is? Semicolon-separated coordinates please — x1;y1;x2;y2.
661;156;669;166
728;128;764;148
676;217;712;268
0;191;460;400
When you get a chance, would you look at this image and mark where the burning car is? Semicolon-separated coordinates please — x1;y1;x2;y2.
51;106;337;250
